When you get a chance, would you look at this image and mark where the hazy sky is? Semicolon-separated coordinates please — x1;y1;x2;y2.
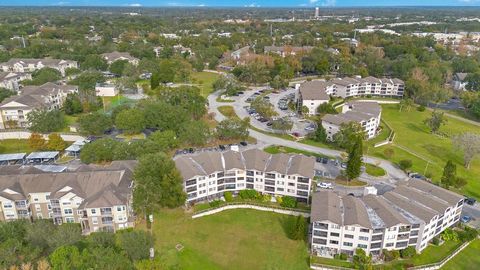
0;0;479;7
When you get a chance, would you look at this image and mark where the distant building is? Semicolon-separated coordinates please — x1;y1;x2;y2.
174;149;315;204
0;82;78;129
311;180;464;257
322;101;382;140
0;58;78;77
95;83;118;97
230;46;251;62
452;72;469;91
264;46;314;57
0;161;137;234
101;51;139;65
315;7;320;18
0;72;32;91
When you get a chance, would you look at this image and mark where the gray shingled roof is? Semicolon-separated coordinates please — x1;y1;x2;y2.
342;195;372;228
362;195;410;227
311;191;343;224
299;81;331;101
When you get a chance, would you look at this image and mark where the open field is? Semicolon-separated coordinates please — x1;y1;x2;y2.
191;71;221;98
442;239;480;270
217;105;238;118
147;208;310;270
264;145;330;158
0;139;33;154
371;104;480;199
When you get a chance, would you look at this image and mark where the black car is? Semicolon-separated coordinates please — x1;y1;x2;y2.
219;145;226;150
465;197;477;205
315;157;322;163
321;158;328;164
240;141;248;146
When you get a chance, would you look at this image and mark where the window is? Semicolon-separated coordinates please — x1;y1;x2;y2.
65;217;75;223
343;242;353;247
344;234;354;239
358;244;368;249
91;209;96;214
360;228;369;233
329;240;339;245
117;206;122;212
92;217;98;224
359;236;369;241
386;243;394;247
64;209;73;215
330;232;340;237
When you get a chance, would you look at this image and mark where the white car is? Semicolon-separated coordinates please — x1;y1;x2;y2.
317;182;333;189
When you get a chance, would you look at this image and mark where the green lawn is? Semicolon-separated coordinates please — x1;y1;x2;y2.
217;105;238;118
371;104;480;199
191;71;221;98
365;164;386;177
148;208;310;270
311;256;354;268
264;145;330;158
0;139;32;154
442;239;480;270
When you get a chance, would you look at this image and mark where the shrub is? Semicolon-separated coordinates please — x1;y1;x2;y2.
432;236;440;245
417;105;426;112
209;200;222;208
382;249;400;262
458;226;479;242
261;194;271;203
399;159;413;171
239;189;259;200
339;253;348;260
400;246;416;258
276;196;283;205
280;196;297;208
224;192;233;202
441;228;458;242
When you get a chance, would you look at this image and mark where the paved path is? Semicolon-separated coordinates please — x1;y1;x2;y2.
208;90;408;181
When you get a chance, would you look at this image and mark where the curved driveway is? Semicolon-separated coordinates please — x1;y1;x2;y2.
208;90;407;181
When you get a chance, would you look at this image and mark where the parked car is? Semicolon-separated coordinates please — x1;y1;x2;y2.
239;141;248;146
461;215;472;223
465;197;477;206
341;162;347;169
305;126;315;132
315;157;323;163
317;182;333;189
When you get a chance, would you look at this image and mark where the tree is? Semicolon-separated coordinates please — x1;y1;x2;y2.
312;123;327;143
292;215;306;241
441;160;457;189
251;97;277;119
453;132;480;169
353;248;372;270
280;196;297;208
0;88;15;103
109;60;128;75
216;118;249;140
424;111;446;134
46;133;66;151
465;72;480;91
63;93;83;115
23;68;61;86
28;133;46;151
78;112;113;135
49;246;82;270
179;120;210;146
115;108;146;135
271;117;293;134
116;230;153;261
81;54;108;71
150;71;160;90
27;109;66;133
80;138;121;164
316;103;337;115
69;71;106;91
399;98;414;112
400;247;416;258
269;75;288;90
399;159;413;171
333;122;364;150
148;130;179;151
133;153;186;215
346;137;363;180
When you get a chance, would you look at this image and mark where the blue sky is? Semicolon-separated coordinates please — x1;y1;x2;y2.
1;0;479;7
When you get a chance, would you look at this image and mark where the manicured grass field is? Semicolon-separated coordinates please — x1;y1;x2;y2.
264;145;330;158
0;139;33;154
442;239;480;270
365;163;386;177
191;71;221;98
372;104;480;199
148;208;310;270
217;105;238;118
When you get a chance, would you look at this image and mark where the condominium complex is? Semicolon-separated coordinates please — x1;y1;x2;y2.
0;72;32;91
0;58;78;76
297;76;404;115
101;51;139;65
264;46;314;57
0;82;78;129
174;149;315;204
0;161;136;234
322;101;382;140
310;179;464;257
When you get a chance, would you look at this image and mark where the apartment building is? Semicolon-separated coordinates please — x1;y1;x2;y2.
0;58;78;76
264;46;314;57
174;149;315;204
310;179;464;258
296;76;404;115
0;161;136;234
322;101;381;140
0;72;32;91
0;82;78;129
101;51;139;65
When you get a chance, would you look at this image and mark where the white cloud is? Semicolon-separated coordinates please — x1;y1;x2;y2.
198;4;206;6
126;3;142;6
309;0;318;3
321;0;336;6
245;3;259;7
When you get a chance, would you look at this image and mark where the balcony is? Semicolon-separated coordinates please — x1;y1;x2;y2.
100;208;112;216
